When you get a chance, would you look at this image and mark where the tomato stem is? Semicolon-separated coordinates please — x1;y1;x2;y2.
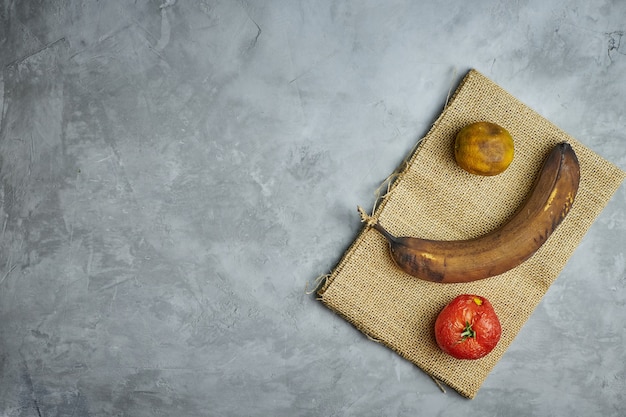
460;321;476;340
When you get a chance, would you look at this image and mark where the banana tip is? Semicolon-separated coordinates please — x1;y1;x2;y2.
357;206;377;228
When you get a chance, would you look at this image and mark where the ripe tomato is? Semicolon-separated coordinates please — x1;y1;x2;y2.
434;294;501;360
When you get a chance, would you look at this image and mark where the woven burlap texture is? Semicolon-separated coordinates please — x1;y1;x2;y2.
317;69;626;399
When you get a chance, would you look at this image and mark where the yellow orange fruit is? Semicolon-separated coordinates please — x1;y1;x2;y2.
454;122;514;176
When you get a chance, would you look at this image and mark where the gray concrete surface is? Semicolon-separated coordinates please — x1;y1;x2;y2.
1;0;625;416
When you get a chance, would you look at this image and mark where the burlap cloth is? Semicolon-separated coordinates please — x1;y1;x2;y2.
317;69;626;399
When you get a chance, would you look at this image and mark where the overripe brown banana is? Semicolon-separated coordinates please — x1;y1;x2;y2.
363;142;580;283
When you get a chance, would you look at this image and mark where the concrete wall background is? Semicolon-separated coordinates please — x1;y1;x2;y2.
1;1;625;415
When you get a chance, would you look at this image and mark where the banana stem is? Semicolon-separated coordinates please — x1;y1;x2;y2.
357;206;398;243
